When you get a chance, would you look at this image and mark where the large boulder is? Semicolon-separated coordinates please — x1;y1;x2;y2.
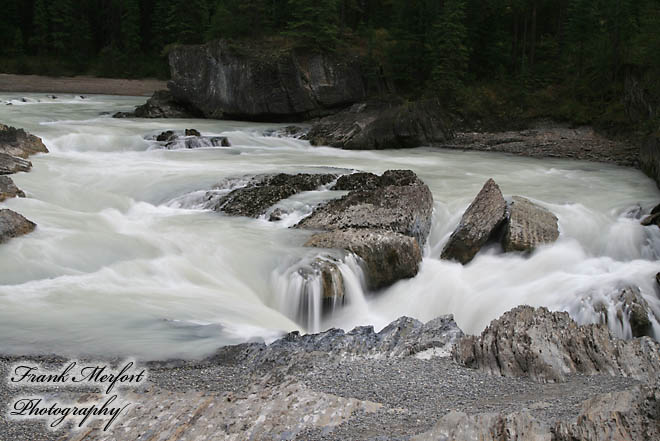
441;178;507;264
206;173;337;218
641;134;660;188
502;196;559;253
0;153;31;175
0;209;36;243
0;123;48;158
307;99;452;149
0;176;25;201
167;40;367;121
113;90;199;119
305;229;422;290
454;305;660;383
297;170;433;247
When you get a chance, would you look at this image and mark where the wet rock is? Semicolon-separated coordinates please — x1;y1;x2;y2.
300;257;346;306
0;153;31;175
208;173;337;218
305;229;422;290
184;128;201;137
441;178;507;264
641;212;660;227
113;90;198;119
332;172;383;191
263;125;309;139
208;314;463;365
0;123;48;158
641;134;660;188
168;40;367;121
617;286;654;338
0;176;25;201
307;99;452;150
268;208;287;221
656;272;660;287
152;130;231;149
0;209;36;244
156;130;177;142
454;305;660;383
502;196;559;253
297;170;433;247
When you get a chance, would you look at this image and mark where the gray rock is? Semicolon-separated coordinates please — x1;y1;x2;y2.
641;212;660;227
0;209;36;244
167;40;367;121
454;305;660;383
298;257;346;307
263;125;309;139
332;172;383;191
641;134;660;188
113;90;198;119
297;170;433;247
0;153;31;175
0;176;25;201
207;173;337;218
155;130;177;142
502;196;559;253
0;123;48;158
305;229;422;290
152;130;231;149
308;99;452;149
441;178;507;264
616;286;654;338
184;128;201;137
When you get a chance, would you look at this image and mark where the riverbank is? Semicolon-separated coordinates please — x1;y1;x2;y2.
0;74;166;96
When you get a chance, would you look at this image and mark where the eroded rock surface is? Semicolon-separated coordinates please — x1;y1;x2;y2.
305;229;422;290
0;152;32;175
113;90;198;119
0;176;25;201
441;178;507;264
502;196;559;252
150;129;230;149
0;123;48;158
454;305;660;383
0;209;36;243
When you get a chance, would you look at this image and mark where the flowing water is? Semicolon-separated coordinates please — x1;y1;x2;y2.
1;93;660;360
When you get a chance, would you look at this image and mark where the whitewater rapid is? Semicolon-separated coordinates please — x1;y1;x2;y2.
1;93;659;359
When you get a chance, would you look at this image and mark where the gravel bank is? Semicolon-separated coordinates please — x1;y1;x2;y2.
0;74;166;96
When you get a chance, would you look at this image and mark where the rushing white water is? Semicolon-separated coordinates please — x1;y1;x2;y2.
1;92;660;360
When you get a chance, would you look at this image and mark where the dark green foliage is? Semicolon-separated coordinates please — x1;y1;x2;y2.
284;0;340;50
430;0;469;101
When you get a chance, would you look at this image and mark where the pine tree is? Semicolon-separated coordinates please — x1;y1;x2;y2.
430;0;470;100
50;0;74;55
121;0;142;54
30;0;50;54
285;0;340;50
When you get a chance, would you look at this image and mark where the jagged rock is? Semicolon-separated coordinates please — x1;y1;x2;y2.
167;40;367;121
305;229;422;290
454;306;660;383
0;176;25;201
441;179;507;264
208;315;463;367
502;196;559;253
0;153;31;175
297;170;433;247
0;209;36;244
415;384;660;441
308;99;452;149
616;286;654;338
207;173;337;218
0;123;48;158
113;90;198;119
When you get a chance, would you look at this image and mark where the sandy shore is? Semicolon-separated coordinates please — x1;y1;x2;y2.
0;74;166;96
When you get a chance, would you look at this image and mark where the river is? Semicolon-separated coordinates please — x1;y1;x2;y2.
1;93;659;360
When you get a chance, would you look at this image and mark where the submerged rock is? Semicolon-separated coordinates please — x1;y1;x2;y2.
0;123;48;158
152;130;231;149
298;170;433;247
168;40;367;121
0;176;25;201
113;90;198;119
298;257;346;307
207;173;337;218
305;229;422;290
441;178;507;264
0;153;31;175
502;196;559;253
616;286;655;338
0;209;36;243
454;305;660;383
307;99;452;150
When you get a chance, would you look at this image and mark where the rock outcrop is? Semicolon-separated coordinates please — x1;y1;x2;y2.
0;209;36;243
298;170;433;247
205;173;337;218
305;229;422;290
113;90;198;119
441;179;507;264
641;134;660;187
616;286;655;338
0;153;31;175
502;196;559;252
307;99;452;149
150;129;230;149
0;176;25;201
0;123;48;158
167;40;367;121
454;305;660;383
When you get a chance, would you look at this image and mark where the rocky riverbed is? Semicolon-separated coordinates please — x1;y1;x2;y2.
0;307;657;441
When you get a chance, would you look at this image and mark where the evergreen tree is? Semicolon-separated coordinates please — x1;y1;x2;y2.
430;0;470;100
30;0;50;54
121;0;142;54
285;0;340;50
49;0;74;55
